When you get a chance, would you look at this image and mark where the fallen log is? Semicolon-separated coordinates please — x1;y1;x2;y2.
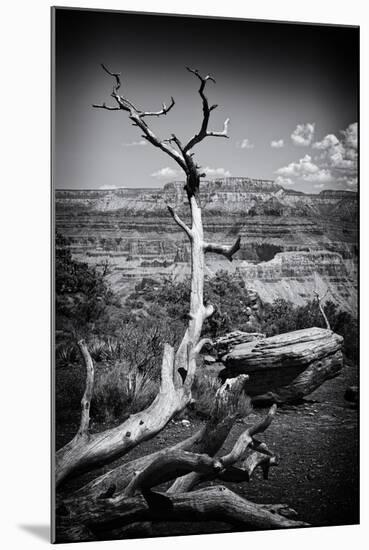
221;327;343;405
73;375;249;500
213;330;266;358
57;399;309;541
56;485;308;542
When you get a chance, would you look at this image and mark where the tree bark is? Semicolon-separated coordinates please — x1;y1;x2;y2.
56;344;191;485
56;486;308;542
74;375;249;499
221;327;343;404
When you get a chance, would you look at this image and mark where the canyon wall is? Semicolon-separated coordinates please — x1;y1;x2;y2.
55;178;358;313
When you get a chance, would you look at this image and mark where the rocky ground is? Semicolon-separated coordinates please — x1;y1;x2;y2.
56;361;358;537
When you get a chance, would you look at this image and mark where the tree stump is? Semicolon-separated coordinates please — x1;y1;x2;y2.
220;327;343;405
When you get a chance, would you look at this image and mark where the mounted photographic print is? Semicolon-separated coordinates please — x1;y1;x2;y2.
51;7;359;543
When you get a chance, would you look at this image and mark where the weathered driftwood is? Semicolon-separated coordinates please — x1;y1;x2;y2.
57;390;307;541
57;377;309;540
57;485;307;542
56;343;195;485
75;375;249;499
213;330;266;358
221;327;343;405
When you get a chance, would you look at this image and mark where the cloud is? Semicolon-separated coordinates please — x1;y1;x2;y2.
291;123;315;146
151;166;232;181
99;184;122;190
239;138;254;149
342;122;357;150
276;122;357;188
314;183;325;189
271;139;284;149
339;175;358;188
312;122;358;179
204;166;232;178
275;176;294;186
276;154;319;178
122;140;147;147
151;167;180;180
312;134;339;150
276;155;333;184
302;169;333;183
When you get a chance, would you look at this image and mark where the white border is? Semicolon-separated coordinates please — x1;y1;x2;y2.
1;1;366;548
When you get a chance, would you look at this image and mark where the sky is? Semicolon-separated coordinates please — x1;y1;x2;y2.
53;8;359;193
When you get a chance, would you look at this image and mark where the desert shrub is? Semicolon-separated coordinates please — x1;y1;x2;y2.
55;318;184;424
55;264;357;427
191;369;252;419
260;298;358;361
55;358;159;425
56;341;80;367
129;271;261;338
55;232;120;337
191;371;222;418
91;363;159;423
55;319;180;373
128;273;358;362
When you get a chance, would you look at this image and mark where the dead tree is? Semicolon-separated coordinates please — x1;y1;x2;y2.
54;67;307;540
313;290;331;330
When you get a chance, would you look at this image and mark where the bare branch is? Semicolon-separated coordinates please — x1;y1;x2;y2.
166;205;193;240
77;340;95;437
92;102;120;111
93;65;187;172
140;97;175;117
64;486;308;538
168;375;249;494
220;404;277;468
75;375;249;500
124;450;223;496
101;63;122;93
241;449;278;480
204;235;241;261
314;291;331;330
184;68;229;152
166;133;185;152
126;401;275;496
207;117;230;138
193;337;213;356
248;404;277;436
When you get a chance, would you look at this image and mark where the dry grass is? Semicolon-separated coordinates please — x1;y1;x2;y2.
91;362;159;423
192;369;252;419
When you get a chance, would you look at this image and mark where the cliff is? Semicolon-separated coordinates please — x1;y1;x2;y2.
55;178;358;313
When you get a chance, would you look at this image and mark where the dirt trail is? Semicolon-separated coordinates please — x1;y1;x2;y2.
226;364;358;527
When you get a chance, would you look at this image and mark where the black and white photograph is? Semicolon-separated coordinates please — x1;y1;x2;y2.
52;6;359;544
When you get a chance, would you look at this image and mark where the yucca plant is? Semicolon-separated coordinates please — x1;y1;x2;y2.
55;342;79;367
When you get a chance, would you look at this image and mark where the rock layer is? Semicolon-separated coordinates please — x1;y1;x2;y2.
55;178;358;312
